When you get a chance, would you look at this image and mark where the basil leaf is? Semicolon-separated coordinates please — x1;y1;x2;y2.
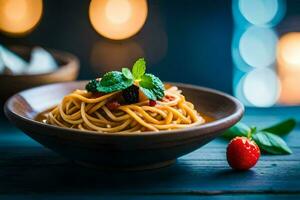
152;87;165;100
132;58;146;80
139;74;153;88
261;119;296;136
140;87;157;100
100;71;124;87
98;71;133;93
85;79;101;93
122;68;133;80
222;122;250;139
252;131;292;155
139;73;165;100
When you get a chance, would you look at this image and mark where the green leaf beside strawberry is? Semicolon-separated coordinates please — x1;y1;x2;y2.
223;119;296;155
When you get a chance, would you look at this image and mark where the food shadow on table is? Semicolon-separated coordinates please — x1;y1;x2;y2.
0;151;257;195
0;116;247;194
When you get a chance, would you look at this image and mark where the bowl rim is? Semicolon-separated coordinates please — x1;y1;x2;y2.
4;81;244;137
0;46;79;78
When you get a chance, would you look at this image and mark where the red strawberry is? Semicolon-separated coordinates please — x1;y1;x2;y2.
226;136;260;170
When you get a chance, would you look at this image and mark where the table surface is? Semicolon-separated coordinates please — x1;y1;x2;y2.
1;107;300;200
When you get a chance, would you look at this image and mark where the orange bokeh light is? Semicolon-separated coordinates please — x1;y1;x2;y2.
278;76;300;105
277;32;300;70
89;0;148;40
0;0;43;35
277;32;300;105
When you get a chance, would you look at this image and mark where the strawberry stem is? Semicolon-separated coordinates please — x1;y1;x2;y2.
247;129;251;139
247;126;257;139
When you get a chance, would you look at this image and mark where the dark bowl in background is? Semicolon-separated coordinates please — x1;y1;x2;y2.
0;46;80;106
4;81;244;171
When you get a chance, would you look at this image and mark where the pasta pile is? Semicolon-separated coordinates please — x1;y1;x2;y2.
46;86;205;133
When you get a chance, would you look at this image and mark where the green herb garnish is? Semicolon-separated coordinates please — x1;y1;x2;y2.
85;79;101;93
86;58;165;100
132;58;146;80
97;71;133;93
122;68;133;80
139;73;165;100
223;119;296;155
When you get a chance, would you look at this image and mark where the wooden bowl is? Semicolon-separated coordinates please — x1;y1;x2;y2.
0;46;79;105
4;81;244;170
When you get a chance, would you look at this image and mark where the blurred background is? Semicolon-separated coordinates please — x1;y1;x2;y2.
0;0;300;108
0;0;232;92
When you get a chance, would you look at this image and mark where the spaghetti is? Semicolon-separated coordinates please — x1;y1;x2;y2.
45;86;205;133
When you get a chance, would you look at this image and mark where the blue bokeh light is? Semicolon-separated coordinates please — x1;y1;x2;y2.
232;0;286;28
239;26;278;68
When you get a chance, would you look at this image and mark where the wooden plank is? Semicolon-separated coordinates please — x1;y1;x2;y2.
0;108;300;197
0;194;300;200
0;149;299;194
1;145;300;163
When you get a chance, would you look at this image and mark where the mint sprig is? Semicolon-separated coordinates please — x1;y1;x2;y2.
122;68;133;80
85;58;164;100
97;71;133;93
223;119;296;155
139;74;165;100
132;58;146;80
85;79;101;93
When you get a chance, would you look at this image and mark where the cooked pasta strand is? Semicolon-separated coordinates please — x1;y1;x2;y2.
45;87;206;133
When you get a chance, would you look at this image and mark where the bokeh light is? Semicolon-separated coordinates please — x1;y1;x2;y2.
243;68;280;107
239;26;278;68
234;73;250;105
277;32;300;69
0;0;43;35
233;0;286;107
232;28;254;72
89;0;148;40
278;76;300;105
239;0;279;26
277;32;300;105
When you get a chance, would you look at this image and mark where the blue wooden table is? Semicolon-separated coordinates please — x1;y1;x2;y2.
1;107;300;199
